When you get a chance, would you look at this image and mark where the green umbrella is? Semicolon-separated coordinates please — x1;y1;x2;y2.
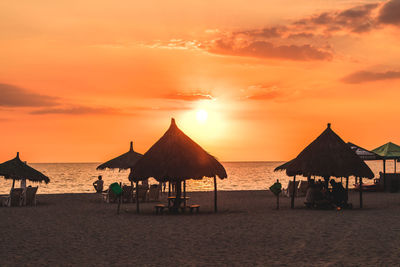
372;142;400;189
372;142;400;159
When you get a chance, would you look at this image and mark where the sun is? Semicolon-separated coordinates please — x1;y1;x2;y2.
196;109;208;123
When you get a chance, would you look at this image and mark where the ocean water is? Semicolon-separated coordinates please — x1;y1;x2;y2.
0;161;395;194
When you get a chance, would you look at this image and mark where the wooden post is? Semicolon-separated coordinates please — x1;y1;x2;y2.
276;193;279;210
383;159;386;191
394;159;397;173
117;182;122;215
136;181;139;214
324;176;329;190
291;175;296;209
345;177;349;203
168;181;171;197
183;180;186;207
12;179;15;189
130;181;134;203
173;181;182;211
359;177;363;208
214;176;218;213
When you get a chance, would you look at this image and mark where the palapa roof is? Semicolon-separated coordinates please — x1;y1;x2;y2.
129;118;227;182
347;142;382;161
96;141;143;170
372;142;400;159
0;152;50;183
274;124;374;179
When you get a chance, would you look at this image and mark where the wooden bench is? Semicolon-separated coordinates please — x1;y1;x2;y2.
189;204;200;213
155;204;166;215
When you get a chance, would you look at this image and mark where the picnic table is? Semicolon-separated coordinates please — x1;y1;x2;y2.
167;196;190;208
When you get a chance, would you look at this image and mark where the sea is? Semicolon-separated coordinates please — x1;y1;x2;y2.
0;161;395;194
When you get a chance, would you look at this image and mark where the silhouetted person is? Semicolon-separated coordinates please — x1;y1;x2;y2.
330;180;346;207
93;175;104;193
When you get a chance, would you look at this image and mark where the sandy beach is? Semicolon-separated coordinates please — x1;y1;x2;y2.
1;190;399;266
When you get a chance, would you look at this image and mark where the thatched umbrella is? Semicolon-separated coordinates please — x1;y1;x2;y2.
129;118;227;213
372;142;400;190
0;152;50;188
97;141;143;211
275;123;374;208
96;141;143;170
348;142;382;161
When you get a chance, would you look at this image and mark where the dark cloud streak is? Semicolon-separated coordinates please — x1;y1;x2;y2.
30;106;127;115
378;0;400;25
0;83;59;107
341;70;400;83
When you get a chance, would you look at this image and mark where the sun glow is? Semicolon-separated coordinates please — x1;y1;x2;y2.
196;109;208;123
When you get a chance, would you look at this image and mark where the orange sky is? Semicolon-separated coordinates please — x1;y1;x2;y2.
1;0;400;162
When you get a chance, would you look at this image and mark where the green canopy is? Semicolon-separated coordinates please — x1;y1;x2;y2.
372;142;400;159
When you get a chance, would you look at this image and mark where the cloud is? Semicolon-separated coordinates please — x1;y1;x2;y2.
236;27;285;39
295;3;379;34
378;0;400;25
341;70;400;83
147;1;400;62
244;85;286;101
210;39;332;61
30;106;126;115
0;83;59;107
163;92;214;101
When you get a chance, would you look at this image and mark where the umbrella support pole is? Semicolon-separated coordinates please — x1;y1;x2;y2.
117;182;122;215
214;176;218;213
12;179;15;189
359;177;363;208
345;177;349;203
383;159;386;191
291;175;296;209
276;193;279;210
168;181;171;197
136;181;139;214
130;181;134;203
183;180;186;207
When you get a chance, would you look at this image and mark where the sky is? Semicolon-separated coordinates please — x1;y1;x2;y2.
0;0;400;162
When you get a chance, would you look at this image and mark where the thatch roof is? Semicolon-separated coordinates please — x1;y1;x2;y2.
0;152;50;183
129;118;227;182
96;141;143;170
372;142;400;159
347;142;382;161
274;124;374;179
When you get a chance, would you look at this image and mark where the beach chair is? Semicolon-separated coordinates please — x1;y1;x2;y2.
148;185;160;201
297;180;309;197
136;186;148;202
121;185;133;203
24;186;38;206
5;188;24;207
103;189;118;203
282;180;300;197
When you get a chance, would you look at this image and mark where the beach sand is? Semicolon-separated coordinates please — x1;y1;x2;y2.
1;190;399;266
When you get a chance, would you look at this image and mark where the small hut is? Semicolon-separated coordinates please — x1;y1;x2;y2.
275;123;374;208
129;118;227;213
372;142;400;191
0;152;50;188
97;141;143;171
